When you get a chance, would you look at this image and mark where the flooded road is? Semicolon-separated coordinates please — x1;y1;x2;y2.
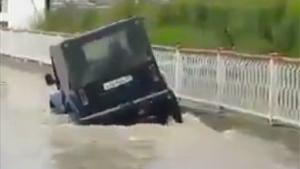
1;56;299;169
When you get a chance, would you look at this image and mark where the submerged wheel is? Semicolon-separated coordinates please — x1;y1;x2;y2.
65;103;83;125
172;109;183;123
167;95;183;123
49;100;55;108
69;111;84;125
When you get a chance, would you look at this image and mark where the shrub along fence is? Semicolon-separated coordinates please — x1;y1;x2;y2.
1;29;299;126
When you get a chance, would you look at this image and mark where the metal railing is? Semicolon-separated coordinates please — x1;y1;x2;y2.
153;46;300;126
1;29;299;126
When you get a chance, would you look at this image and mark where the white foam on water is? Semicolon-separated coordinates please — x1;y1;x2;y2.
1;62;298;169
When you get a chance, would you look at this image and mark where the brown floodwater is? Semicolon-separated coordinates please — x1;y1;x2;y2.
1;56;299;169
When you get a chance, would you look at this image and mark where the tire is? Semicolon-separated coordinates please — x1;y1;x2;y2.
168;96;183;123
64;103;71;114
69;111;83;125
65;103;82;125
49;100;55;108
172;109;183;123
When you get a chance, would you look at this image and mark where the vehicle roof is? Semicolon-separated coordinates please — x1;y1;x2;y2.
61;17;144;45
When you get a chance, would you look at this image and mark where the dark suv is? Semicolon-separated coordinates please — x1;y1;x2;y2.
45;17;182;125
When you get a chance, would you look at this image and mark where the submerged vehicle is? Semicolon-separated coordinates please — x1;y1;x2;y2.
45;17;182;125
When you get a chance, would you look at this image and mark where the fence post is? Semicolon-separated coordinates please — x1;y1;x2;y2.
268;56;276;125
174;46;182;94
216;49;225;108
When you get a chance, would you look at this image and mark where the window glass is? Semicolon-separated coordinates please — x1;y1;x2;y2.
64;21;150;88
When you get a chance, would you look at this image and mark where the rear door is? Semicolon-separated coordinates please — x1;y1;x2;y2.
82;61;167;116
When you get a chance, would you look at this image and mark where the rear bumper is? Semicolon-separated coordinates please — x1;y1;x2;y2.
78;89;177;124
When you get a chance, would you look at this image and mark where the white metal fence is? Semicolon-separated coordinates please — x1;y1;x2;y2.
154;46;300;126
1;29;299;126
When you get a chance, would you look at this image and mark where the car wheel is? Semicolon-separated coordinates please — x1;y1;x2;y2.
49;100;55;108
69;112;83;125
172;109;183;123
168;97;183;123
64;103;71;114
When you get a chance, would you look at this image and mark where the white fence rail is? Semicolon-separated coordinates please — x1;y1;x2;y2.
1;29;299;127
0;29;69;64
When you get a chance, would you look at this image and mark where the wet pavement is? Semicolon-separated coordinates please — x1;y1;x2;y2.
1;55;300;169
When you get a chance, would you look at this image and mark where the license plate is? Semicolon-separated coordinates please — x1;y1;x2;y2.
103;75;133;91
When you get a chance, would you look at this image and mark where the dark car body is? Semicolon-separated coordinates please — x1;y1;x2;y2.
46;17;182;125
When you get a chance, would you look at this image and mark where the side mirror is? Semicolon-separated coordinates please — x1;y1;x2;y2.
44;73;56;86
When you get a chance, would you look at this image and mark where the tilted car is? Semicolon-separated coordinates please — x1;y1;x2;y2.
45;17;183;125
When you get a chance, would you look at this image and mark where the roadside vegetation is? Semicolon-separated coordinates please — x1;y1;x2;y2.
33;0;300;58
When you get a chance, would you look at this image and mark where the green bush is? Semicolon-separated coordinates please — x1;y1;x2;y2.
106;0;137;21
33;0;300;57
33;4;105;33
